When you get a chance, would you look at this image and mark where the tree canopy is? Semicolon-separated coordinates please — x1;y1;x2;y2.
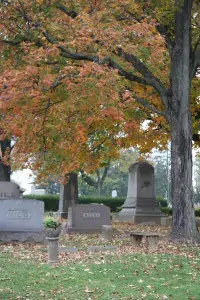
0;0;173;179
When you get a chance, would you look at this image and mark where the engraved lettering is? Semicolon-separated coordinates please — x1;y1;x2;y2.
7;210;31;219
82;212;100;218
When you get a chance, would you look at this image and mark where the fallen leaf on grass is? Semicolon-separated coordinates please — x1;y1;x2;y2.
85;286;95;293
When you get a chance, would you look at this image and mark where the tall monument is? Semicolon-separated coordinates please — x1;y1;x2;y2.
117;162;163;224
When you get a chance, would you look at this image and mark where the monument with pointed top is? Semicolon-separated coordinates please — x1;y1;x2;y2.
117;162;164;224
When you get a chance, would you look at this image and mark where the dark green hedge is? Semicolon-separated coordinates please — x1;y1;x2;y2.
24;194;59;211
23;194;169;212
79;196;125;212
160;207;200;217
23;194;125;212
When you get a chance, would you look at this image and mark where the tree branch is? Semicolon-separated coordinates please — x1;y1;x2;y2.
56;3;78;18
132;93;166;117
80;170;97;188
0;39;21;45
156;24;174;58
101;159;111;184
117;48;168;107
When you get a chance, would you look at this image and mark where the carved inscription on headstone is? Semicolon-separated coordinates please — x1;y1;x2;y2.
82;212;100;218
7;210;31;219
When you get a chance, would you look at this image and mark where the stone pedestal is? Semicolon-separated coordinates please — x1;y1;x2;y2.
117;162;163;224
46;237;59;264
161;217;172;226
101;225;113;241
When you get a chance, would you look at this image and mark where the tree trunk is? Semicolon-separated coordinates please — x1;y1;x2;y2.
0;163;10;181
169;113;198;241
59;172;78;217
97;182;102;196
167;0;199;242
0;139;11;181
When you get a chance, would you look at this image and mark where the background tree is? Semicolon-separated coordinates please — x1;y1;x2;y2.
152;149;171;202
193;155;200;204
0;138;12;181
79;148;139;197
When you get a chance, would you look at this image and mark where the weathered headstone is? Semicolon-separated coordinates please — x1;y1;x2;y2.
0;182;44;242
117;162;164;224
67;204;110;233
0;182;20;199
57;173;78;218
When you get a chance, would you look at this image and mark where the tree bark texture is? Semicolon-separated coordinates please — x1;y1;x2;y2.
167;0;199;241
0;139;11;182
59;172;78;214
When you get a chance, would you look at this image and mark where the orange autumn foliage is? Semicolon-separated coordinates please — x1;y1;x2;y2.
0;0;198;181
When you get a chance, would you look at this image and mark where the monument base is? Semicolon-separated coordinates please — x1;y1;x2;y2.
0;231;45;243
66;227;102;234
116;207;164;225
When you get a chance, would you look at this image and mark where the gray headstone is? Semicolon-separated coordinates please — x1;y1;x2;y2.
0;199;44;242
117;162;164;224
0;182;20;199
67;204;110;233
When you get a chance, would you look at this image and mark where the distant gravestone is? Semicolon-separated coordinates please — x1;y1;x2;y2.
67;204;110;233
112;190;117;198
117;162;163;224
0;182;20;199
58;173;78;218
0;182;44;242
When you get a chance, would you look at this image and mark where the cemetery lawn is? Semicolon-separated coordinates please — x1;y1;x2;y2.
1;250;200;299
1;223;200;299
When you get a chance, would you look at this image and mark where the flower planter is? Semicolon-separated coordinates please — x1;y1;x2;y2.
44;226;62;238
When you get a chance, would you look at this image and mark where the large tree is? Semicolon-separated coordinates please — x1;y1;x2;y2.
0;0;200;241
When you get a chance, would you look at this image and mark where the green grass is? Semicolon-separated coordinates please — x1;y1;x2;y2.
1;252;200;299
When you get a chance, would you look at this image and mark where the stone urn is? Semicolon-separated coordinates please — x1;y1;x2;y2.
44;217;62;263
44;226;62;238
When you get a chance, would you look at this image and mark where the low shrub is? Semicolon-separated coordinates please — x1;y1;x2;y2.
156;196;168;208
195;208;200;217
160;207;172;215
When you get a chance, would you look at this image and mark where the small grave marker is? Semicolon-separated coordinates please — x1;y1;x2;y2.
67;204;110;233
